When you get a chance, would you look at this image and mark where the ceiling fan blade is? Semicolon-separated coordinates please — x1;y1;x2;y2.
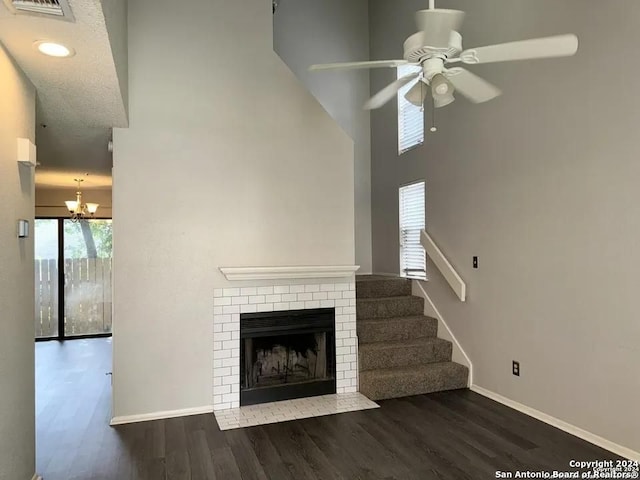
364;72;420;110
309;60;409;72
460;34;578;65
414;9;465;48
444;68;501;103
404;80;428;107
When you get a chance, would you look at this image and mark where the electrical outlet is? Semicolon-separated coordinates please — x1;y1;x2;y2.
512;361;520;376
473;256;479;269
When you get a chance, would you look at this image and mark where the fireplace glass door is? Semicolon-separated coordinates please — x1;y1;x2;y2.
240;308;336;405
244;332;328;389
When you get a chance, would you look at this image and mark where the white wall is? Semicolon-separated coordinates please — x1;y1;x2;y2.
0;44;36;480
112;0;355;418
369;0;640;453
273;0;372;273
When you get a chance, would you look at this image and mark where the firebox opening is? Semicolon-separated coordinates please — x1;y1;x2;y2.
240;308;336;406
245;332;328;388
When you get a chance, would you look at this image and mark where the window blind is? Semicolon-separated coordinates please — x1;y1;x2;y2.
399;181;426;279
397;65;424;154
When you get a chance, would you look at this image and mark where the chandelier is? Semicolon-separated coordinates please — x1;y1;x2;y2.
64;178;99;222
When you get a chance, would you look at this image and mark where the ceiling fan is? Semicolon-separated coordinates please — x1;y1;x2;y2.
309;1;578;112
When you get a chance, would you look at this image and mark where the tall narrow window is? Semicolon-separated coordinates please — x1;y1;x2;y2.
399;181;426;279
397;65;424;154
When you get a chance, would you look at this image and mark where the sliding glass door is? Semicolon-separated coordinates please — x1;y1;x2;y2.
63;219;113;336
35;219;60;338
34;219;113;340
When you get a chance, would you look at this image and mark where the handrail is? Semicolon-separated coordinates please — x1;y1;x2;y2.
420;229;466;302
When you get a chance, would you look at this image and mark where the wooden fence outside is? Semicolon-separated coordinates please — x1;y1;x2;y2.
35;258;112;338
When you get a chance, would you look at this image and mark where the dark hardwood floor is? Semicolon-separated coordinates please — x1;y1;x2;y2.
36;338;619;480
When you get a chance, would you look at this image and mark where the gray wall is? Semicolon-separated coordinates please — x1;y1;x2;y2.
112;0;355;418
274;0;372;273
369;0;640;453
0;44;36;480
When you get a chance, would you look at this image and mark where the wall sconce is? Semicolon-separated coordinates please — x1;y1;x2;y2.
18;219;30;238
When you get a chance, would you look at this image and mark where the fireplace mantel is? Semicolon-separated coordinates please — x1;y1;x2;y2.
219;265;360;281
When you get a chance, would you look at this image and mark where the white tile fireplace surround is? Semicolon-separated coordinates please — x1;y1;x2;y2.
213;279;359;412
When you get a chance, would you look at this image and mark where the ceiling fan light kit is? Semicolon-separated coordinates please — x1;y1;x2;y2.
309;1;578;128
431;74;455;108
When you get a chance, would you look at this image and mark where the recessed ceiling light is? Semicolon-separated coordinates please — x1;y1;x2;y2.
34;41;75;58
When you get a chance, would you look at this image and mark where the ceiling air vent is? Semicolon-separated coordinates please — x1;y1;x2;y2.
2;0;74;21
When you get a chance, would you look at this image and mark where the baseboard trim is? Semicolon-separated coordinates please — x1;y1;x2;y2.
110;405;214;426
32;474;43;480
471;385;640;461
413;280;473;386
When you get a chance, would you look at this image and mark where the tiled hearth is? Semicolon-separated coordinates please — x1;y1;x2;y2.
214;392;379;430
213;281;359;411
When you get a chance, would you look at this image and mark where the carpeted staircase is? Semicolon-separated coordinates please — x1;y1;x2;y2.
357;275;469;400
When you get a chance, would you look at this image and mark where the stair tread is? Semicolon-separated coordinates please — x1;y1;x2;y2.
358;315;436;324
357;315;438;343
359;337;450;351
356;295;424;320
360;362;467;377
359;362;469;400
356;274;405;280
356;276;413;299
357;295;417;302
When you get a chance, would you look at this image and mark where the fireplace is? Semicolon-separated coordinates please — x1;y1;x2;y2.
240;308;336;406
213;281;357;411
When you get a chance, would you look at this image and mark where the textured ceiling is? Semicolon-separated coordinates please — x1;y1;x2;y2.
0;0;127;189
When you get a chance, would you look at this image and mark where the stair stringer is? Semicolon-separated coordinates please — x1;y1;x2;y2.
412;280;473;386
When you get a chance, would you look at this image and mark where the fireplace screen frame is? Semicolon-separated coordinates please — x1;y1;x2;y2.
240;308;336;406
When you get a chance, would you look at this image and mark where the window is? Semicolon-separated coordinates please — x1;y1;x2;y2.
397;65;424;154
399;181;426;279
